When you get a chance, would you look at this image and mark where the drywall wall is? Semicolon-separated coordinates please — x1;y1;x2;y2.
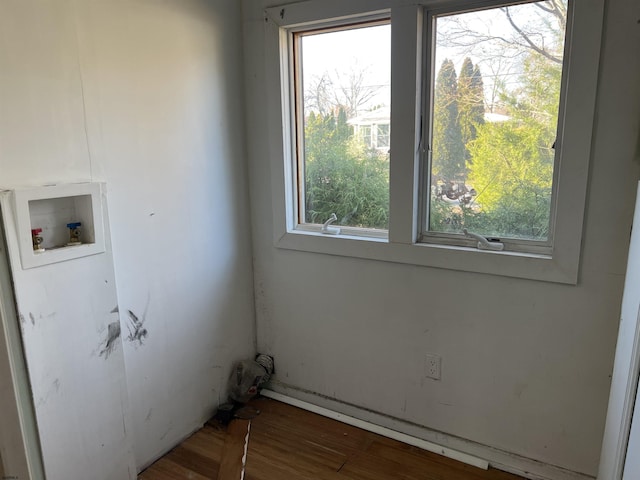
0;0;255;471
1;187;137;480
243;0;640;477
75;1;256;467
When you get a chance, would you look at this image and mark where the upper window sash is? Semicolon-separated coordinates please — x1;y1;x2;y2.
290;20;391;236
271;7;392;239
418;1;569;255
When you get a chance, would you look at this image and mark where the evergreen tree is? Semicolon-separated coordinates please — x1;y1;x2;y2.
457;58;474;164
470;66;485;108
335;107;350;141
432;59;465;184
470;65;485;144
457;58;485;164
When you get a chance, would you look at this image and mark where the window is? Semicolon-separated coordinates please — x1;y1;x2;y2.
265;0;603;283
423;2;567;254
293;22;391;233
360;125;372;148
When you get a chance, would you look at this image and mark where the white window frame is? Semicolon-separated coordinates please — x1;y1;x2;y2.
263;0;604;284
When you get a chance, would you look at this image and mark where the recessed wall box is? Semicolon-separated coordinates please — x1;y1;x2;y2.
12;183;106;269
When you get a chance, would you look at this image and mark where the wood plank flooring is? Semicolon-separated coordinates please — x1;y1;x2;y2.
218;418;250;480
139;397;525;480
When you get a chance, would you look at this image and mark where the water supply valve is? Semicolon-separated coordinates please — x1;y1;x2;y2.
31;228;45;252
66;222;82;246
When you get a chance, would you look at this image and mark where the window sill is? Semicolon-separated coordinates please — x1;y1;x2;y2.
275;229;576;284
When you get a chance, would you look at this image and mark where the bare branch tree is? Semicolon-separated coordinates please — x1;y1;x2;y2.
303;65;384;118
333;66;382;117
304;73;334;116
501;2;563;64
535;0;567;29
482;57;514;113
437;0;566;64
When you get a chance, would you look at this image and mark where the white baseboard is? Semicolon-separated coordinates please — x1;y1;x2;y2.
261;388;488;469
262;382;595;480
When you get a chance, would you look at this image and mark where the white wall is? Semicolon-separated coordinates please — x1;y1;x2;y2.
0;0;255;471
243;0;640;477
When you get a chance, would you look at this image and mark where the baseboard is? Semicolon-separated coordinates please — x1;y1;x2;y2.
261;388;488;469
263;382;595;480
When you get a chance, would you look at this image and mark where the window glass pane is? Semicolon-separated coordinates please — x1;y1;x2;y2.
360;125;372;148
297;23;391;230
377;124;390;148
428;1;567;241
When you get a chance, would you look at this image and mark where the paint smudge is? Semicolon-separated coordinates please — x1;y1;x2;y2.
159;421;173;441
99;322;121;359
18;313;25;324
29;312;35;325
126;310;148;345
36;378;61;407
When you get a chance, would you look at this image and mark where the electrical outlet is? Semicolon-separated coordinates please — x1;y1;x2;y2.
425;353;441;380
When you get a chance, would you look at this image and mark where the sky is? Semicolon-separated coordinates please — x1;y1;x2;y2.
300;24;391;114
297;1;565;115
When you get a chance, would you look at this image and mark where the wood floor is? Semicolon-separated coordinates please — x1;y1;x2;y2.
139;396;525;480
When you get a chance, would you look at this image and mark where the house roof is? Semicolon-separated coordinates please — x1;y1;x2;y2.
348;106;511;126
347;106;390;126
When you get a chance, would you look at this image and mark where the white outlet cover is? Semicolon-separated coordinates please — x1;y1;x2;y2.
425;353;441;380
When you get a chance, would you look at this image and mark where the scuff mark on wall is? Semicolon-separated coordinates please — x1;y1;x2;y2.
29;312;35;325
159;421;173;441
126;310;148;345
110;305;119;314
514;382;527;399
36;378;61;407
100;322;121;359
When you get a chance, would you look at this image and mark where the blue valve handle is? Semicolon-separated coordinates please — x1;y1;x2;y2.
66;222;82;229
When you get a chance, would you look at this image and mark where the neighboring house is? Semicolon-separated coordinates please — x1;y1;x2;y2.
348;106;510;150
347;106;390;150
483;111;510;122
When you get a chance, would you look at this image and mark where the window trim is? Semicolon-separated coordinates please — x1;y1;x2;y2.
418;2;566;255
264;0;604;284
289;16;392;234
